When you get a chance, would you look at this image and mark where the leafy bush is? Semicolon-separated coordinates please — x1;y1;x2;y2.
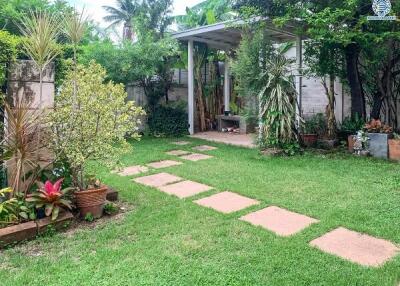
304;113;327;136
0;188;34;228
340;114;365;134
148;104;189;137
0;30;18;87
48;62;145;190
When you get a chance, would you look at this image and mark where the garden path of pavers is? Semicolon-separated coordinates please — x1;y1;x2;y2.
128;143;399;267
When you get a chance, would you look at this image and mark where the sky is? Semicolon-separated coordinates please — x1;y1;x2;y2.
66;0;203;29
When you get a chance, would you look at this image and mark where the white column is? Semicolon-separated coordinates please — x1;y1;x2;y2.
224;59;230;113
188;40;195;135
295;36;303;129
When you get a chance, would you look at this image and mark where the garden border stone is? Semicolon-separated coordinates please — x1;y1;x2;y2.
0;211;74;248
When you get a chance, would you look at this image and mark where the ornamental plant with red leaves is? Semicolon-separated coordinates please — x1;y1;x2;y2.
26;179;73;220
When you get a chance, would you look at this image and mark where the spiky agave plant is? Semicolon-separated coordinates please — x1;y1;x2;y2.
258;43;298;147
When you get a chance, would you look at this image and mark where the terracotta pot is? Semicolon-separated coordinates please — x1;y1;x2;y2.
75;187;107;218
388;139;400;161
302;134;318;147
348;135;355;152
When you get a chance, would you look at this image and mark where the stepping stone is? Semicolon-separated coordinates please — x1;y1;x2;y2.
192;145;218;151
147;160;182;169
180;153;213;162
240;206;319;237
158;180;213;199
173;141;190;145
133;173;182;188
310;227;399;267
166;150;191;156
195;191;259;214
117;165;148;176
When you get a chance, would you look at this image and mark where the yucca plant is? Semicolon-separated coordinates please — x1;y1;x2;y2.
258;43;298;147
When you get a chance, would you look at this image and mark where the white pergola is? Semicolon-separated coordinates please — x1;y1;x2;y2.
172;19;303;135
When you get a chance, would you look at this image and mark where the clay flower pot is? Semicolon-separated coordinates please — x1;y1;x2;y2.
302;134;318;147
388;139;400;161
75;187;108;218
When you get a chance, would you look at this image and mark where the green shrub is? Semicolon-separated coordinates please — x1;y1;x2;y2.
0;30;18;87
340;114;365;134
304;113;327;136
148;104;189;137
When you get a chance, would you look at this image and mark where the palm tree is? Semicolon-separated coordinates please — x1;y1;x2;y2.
103;0;141;41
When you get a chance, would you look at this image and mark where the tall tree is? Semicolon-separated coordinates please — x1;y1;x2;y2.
103;0;141;41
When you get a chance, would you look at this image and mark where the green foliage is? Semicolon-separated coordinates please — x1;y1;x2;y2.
48;62;145;189
0;188;34;228
104;202;119;215
258;43;298;147
80;36;179;86
0;30;18;87
304;113;327;136
340;114;365;134
174;0;234;30
84;212;94;222
26;179;73;221
147;104;189;137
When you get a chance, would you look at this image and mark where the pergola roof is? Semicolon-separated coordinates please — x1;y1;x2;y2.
172;18;298;50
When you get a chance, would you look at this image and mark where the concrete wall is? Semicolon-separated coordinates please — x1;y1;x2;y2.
7;60;55;108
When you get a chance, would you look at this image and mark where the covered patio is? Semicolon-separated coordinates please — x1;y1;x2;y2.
172;18;304;137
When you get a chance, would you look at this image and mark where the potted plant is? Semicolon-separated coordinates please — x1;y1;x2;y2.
388;133;400;161
302;114;326;147
364;119;393;159
48;62;145;218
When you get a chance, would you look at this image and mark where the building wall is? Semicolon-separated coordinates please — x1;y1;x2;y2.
7;60;55;108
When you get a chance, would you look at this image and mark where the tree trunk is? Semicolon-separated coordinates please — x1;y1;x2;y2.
195;67;206;132
345;44;366;119
326;74;337;139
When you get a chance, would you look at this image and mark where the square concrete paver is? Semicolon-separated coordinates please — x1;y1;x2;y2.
133;173;182;188
195;191;259;214
310;227;399;267
173;141;190;145
117;165;148;176
147;160;182;169
192;145;218;151
180;153;213;162
158;180;213;199
240;206;319;237
166;150;191;156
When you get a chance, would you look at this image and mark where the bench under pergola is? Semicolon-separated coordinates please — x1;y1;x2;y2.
172;19;304;135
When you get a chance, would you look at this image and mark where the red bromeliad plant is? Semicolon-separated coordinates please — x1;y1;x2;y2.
26;179;73;220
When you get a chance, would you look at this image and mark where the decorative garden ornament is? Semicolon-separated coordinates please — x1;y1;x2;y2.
353;131;369;156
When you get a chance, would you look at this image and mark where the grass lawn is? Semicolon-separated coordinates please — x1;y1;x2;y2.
1;136;399;285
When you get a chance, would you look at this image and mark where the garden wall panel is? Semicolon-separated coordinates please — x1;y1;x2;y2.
7;60;55;108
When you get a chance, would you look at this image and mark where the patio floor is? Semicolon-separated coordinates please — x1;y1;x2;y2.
190;131;256;148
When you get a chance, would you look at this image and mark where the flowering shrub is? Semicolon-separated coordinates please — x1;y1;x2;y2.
26;179;72;220
48;62;145;189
